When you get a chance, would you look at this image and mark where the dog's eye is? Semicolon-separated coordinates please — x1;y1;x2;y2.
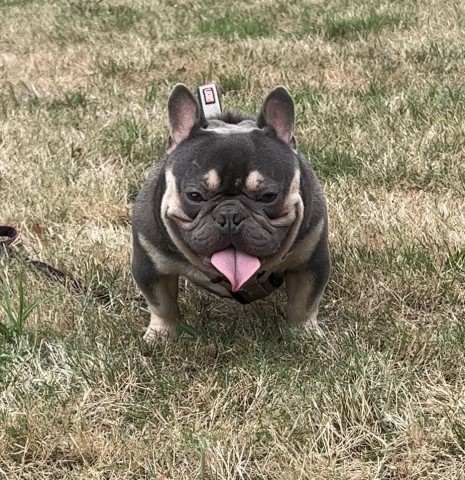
259;193;278;203
186;191;204;202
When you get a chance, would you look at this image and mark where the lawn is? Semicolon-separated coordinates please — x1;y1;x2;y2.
1;0;465;478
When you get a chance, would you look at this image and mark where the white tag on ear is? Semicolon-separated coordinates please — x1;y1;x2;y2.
197;84;222;120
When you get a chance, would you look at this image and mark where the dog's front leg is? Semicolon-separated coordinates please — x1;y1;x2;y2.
142;274;179;342
133;266;179;341
285;270;322;329
285;250;330;334
285;235;330;332
132;241;180;341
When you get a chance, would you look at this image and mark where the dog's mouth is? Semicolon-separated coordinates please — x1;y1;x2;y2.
210;247;261;292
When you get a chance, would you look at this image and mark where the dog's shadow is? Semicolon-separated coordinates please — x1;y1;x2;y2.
176;280;289;340
138;290;331;386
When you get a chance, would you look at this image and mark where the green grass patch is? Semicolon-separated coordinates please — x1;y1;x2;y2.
0;276;39;345
100;116;165;165
47;91;88;110
199;14;271;39
0;89;90;118
320;12;409;40
218;72;251;94
305;145;362;181
407;41;465;74
56;1;142;34
291;85;327;111
446;248;465;275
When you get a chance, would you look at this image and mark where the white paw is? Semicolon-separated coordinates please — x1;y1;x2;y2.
289;311;326;338
143;322;177;345
299;321;326;338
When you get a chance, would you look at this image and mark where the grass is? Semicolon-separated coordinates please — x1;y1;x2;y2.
1;0;465;478
0;276;39;345
199;14;271;40
319;12;408;40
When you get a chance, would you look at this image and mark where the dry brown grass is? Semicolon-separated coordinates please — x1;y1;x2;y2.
1;0;465;478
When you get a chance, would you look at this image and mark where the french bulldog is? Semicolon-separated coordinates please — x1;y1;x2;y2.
132;84;330;341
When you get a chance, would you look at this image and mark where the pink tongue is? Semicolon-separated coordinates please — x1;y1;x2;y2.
211;247;261;292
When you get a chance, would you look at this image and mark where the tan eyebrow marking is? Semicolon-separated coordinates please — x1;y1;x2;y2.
204;169;221;190
245;170;265;191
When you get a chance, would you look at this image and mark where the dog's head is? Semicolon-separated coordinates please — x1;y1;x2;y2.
161;84;304;291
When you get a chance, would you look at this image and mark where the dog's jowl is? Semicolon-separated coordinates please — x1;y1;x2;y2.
132;84;330;341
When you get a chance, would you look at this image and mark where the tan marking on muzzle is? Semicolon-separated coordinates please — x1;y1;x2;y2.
260;169;304;271
278;168;302;219
161;170;193;226
245;170;265;191
161;170;216;274
204;169;220;190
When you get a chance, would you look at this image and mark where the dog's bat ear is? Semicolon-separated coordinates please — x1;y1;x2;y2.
257;87;296;148
167;84;199;153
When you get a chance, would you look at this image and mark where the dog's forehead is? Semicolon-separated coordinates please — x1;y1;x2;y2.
171;127;296;190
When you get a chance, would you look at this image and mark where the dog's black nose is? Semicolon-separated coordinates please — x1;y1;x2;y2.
213;205;246;232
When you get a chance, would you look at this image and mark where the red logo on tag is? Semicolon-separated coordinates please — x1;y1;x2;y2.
203;87;215;104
